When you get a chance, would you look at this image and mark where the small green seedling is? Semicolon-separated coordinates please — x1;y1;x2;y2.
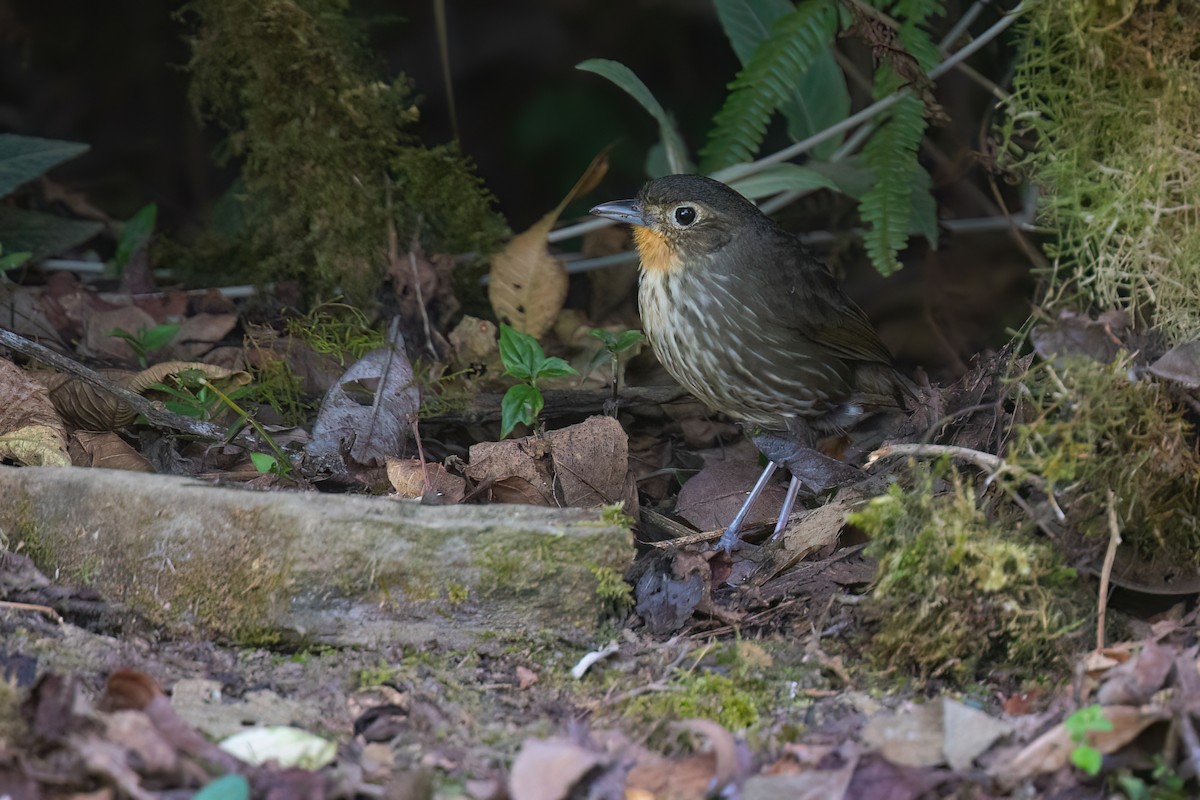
152;369;292;476
110;202;157;275
498;323;577;438
108;322;180;368
1064;704;1113;776
586;328;645;409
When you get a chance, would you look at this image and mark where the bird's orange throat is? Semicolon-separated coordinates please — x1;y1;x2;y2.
633;226;681;274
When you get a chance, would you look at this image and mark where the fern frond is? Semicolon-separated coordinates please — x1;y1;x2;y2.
860;95;927;274
700;0;838;172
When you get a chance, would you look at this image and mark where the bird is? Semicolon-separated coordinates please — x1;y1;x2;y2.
590;174;915;551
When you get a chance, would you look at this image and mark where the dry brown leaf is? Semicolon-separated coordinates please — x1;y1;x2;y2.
35;362;249;431
548;414;628;506
508;737;606;800
385;457;466;503
306;325;421;467
466;438;555;506
0;357;69;467
82;305;158;361
676;460;786;532
70;431;154;472
172;312;238;358
995;704;1170;785
489;150;609;337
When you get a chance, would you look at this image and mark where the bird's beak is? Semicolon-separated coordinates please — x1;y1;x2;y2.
590;199;648;227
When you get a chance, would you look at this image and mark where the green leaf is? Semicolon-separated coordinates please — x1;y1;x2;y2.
700;0;840;172
0;207;102;262
193;774;250;800
498;323;544;381
113;203;158;272
577;59;693;174
0;249;31;271
534;356;578;381
613;330;646;352
908;165;939;248
859;96;927;275
590;329;619;348
250;452;279;473
138;323;181;353
713;0;849;158
714;0;794;64
0;134;89;197
728;163;842;200
1070;745;1103;776
501;383;544;438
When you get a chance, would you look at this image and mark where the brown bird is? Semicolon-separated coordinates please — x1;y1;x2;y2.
591;174;914;550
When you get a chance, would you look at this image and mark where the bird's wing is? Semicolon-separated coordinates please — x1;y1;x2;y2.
757;240;897;368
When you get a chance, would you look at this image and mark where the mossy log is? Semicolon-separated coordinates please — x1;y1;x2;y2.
0;466;633;647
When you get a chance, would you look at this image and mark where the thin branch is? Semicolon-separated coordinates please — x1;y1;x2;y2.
0;327;256;446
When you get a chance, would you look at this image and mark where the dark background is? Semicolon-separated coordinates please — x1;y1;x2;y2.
0;0;1033;375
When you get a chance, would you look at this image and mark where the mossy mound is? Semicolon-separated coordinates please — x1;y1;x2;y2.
179;0;507;302
1005;0;1200;341
852;468;1087;682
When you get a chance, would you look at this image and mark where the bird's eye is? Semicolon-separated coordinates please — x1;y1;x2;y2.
673;206;697;227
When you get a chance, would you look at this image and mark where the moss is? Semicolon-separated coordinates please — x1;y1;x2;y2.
1003;0;1200;341
623;672;762;733
178;0;507;302
852;467;1087;682
355;658;400;689
588;564;633;619
1011;355;1200;566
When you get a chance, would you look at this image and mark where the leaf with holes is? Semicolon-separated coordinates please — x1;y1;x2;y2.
489;151;609;337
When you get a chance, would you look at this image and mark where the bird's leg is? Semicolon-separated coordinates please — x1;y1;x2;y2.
770;475;804;541
715;461;779;552
752;432;863;494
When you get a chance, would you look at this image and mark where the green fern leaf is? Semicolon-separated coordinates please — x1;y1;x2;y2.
700;0;838;172
860;95;926;274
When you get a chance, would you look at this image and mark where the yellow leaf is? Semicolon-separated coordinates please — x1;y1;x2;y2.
489;150;610;337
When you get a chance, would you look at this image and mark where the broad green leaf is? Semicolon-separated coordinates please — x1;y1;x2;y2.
251;452;279;473
614;330;646;352
501;383;543;438
0;249;31;271
498;323;544;381
138;323;181;352
577;59;692;174
0;207;102;262
193;774;250;800
808;158;875;198
784;51;850;158
714;0;849;158
534;356;578;381
0;134;89;197
714;0;794;64
701;0;840;171
729;163;841;201
1070;746;1103;776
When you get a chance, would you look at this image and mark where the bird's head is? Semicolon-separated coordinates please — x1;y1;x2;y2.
590;174;762;275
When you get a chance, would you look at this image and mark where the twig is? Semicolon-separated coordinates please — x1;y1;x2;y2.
868;442;1019;478
0;327;256;446
1096;489;1121;650
0;599;63;623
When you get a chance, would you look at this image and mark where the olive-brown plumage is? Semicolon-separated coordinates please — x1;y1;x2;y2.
592;174;912;549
